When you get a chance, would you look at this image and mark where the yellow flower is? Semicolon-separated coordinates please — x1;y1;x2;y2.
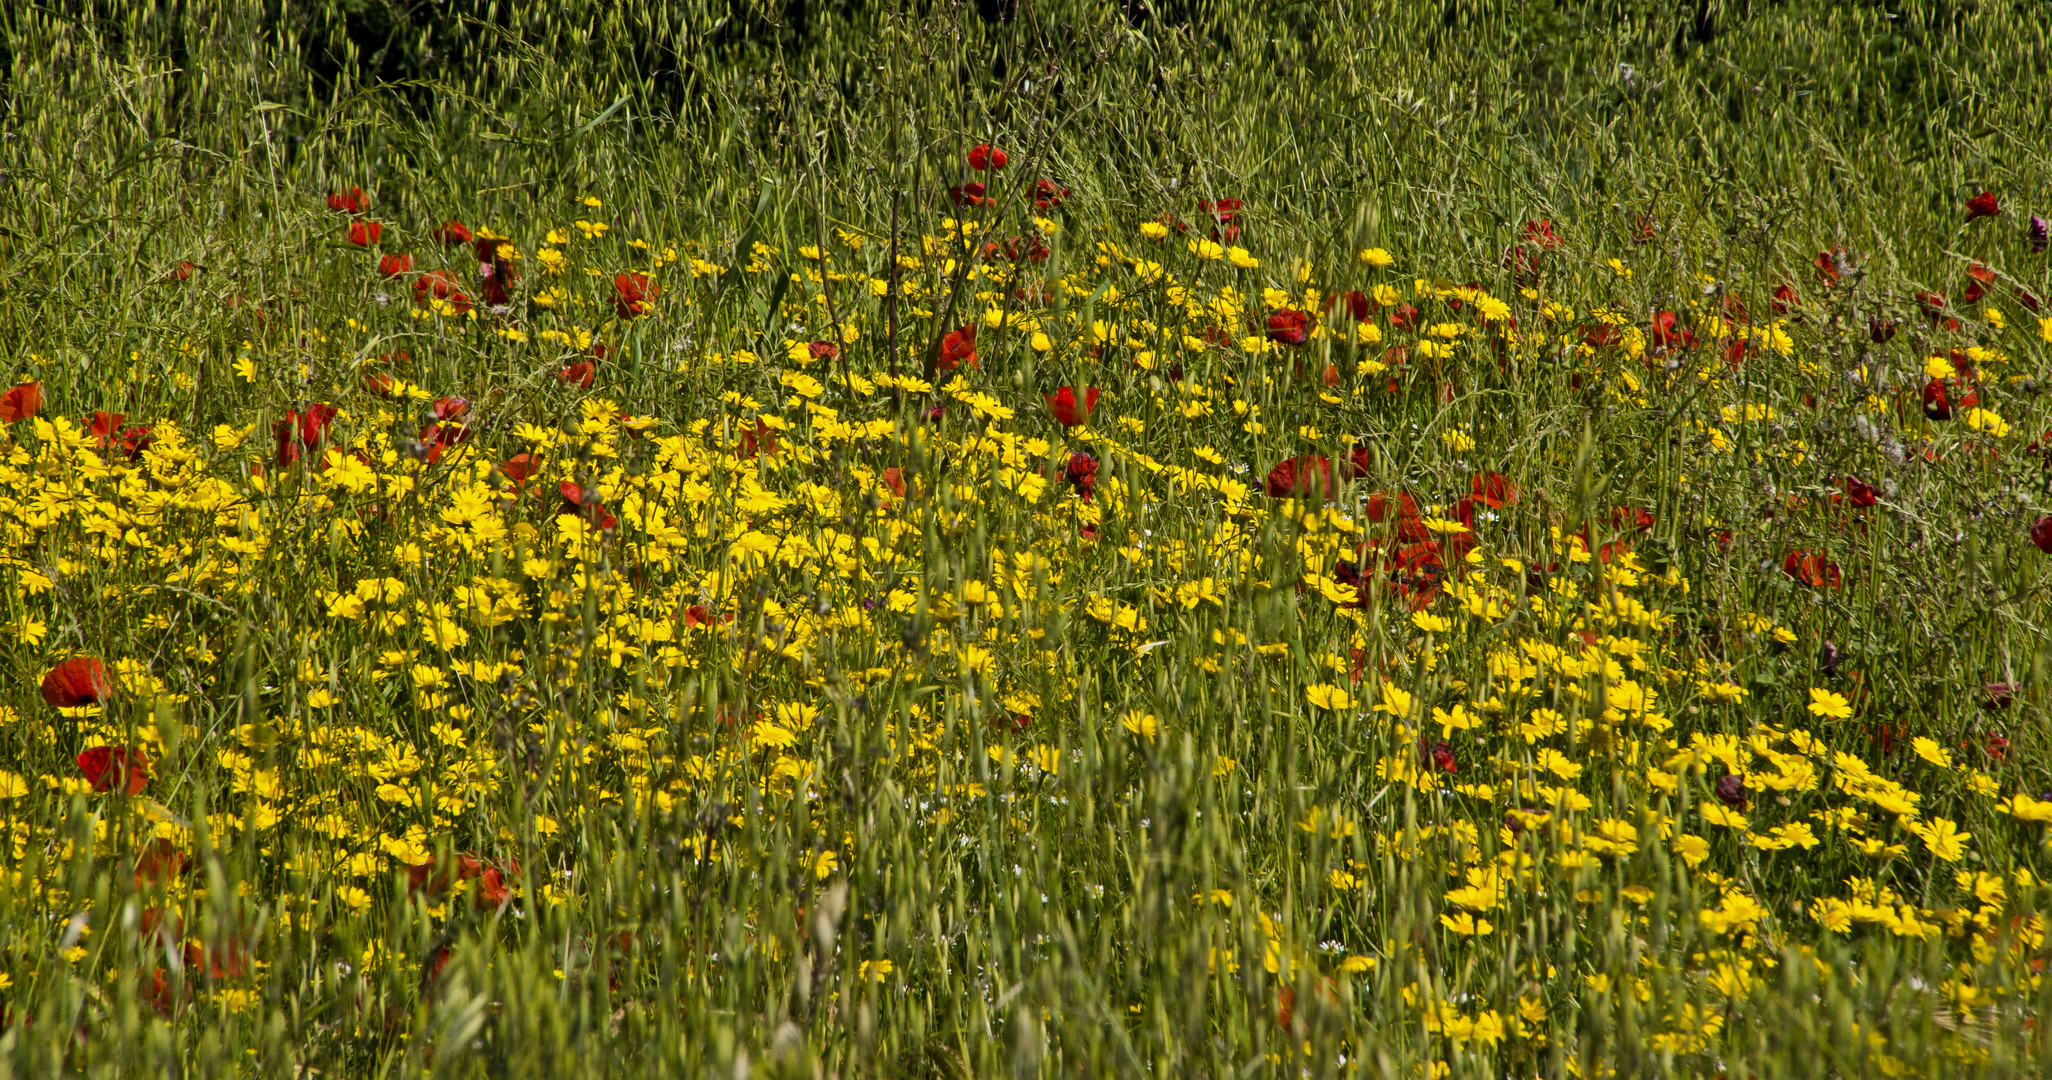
1806;688;1852;719
1907;818;1970;862
1120;711;1160;742
1304;684;1355;711
1139;221;1169;240
1439;912;1494;936
1911;737;1952;768
1226;247;1259;269
1188;239;1224;260
1357;247;1394;268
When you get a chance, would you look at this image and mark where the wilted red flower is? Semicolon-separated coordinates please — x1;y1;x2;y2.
1814;248;1847;285
937;325;978;372
808;340;841;362
613;273;658;319
557;361;596;389
134;840;187;887
0;381;41;423
1838;475;1878;508
378;253;413;277
77;746;149;795
1782;550;1843;588
1714;774;1749;809
947;182;989;208
1520;219;1563;251
1869;319;1896;343
346;221;382;247
431;220;472;246
1062;451;1098;499
1965;190;2000;221
968;143;1008;171
1044;386;1100;427
326;188;368;214
42;657;112;708
1266;308;1312;346
1916;291;1948;321
413;270;470;313
1032;178;1069;211
2031;515;2052;555
1389;304;1420;332
1471;472;1517;508
1631;213;1659;243
1610;506;1656;533
1265;455;1333;499
1578;323;1622;349
1921;378;1977;420
1772;284;1799;314
166;260;198;283
430;397;469;422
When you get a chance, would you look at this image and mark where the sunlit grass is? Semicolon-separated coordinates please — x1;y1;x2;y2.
1;2;2051;1077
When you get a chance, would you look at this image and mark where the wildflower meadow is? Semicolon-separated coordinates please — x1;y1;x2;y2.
3;1;2052;1076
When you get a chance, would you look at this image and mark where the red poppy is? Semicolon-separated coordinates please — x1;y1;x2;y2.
1869;319;1896;343
1389;304;1420;332
346;221;383;247
2016;287;2043;313
1965;190;2000;221
968;143;1007;171
378;253;413;277
363;372;398;397
683;605;730;629
738;418;778;458
881;467;907;500
420;421;470;464
1781;550;1843;588
556;481;616;530
431;221;472;246
1264;455;1333;499
1648;311;1695;351
134;840;188;887
167;260;198;283
0;381;41;423
1266;308;1312;346
1044;386;1100;427
412;270;470;313
77;746;150;795
273;403;338;466
1471;472;1517;508
501;452;541;490
1578;323;1622;349
1364;490;1421;525
1631;213;1659;243
1771;284;1799;314
1916;291;1948;321
326;188;368;214
557;361;596;388
1199;198;1242;241
2031;516;2052;555
1032;179;1069;211
947;182;989;209
808;340;841;362
613;273;658;319
42;657;112;708
1963;279;1986;305
937;325;978;372
1610;506;1656;533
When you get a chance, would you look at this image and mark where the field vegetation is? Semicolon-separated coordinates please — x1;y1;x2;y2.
2;1;2051;1075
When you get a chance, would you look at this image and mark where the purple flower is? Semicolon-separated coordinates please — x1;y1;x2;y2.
1714;773;1749;809
2031;214;2049;253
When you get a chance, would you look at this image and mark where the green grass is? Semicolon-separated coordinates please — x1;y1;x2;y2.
2;1;2051;1076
